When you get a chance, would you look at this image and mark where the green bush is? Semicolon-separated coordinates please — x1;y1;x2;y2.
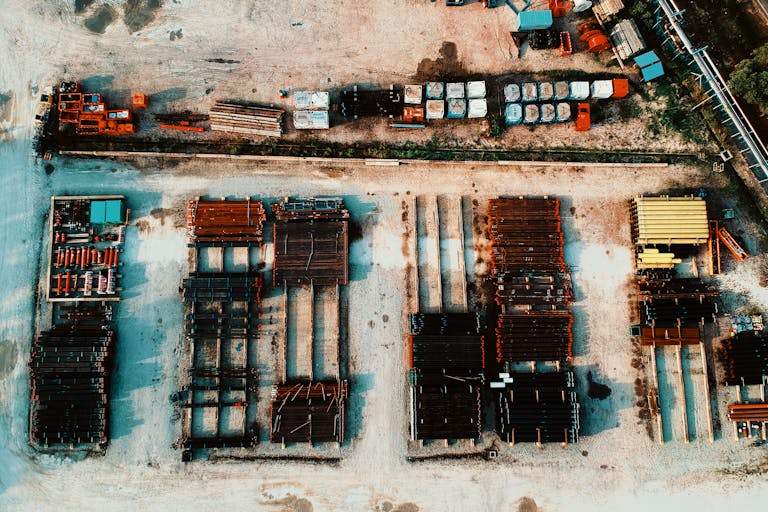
729;43;768;116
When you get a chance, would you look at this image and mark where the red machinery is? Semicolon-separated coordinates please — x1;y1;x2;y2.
578;20;611;53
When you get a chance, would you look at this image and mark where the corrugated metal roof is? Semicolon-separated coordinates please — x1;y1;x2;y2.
104;200;123;223
640;62;665;82
593;0;624;19
634;50;660;68
90;201;106;224
632;197;709;245
517;10;553;31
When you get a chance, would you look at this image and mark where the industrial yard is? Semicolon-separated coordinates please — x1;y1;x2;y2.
3;1;768;511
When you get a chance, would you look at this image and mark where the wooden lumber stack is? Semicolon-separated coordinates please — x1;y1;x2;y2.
209;102;284;137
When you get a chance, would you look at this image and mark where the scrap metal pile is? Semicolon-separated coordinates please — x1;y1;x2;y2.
209;101;284;137
272;197;350;286
487;197;579;444
48;196;126;301
29;304;114;448
491;371;579;445
186;198;266;246
408;313;485;440
270;381;348;444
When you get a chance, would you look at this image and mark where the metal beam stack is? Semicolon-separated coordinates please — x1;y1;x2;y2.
491;371;579;445
272;197;350;286
270;381;348;444
721;331;768;386
29;304;115;448
186;198;266;246
209;101;284;137
408;312;485;441
487;197;579;444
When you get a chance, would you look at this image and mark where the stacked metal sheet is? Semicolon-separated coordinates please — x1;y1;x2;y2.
492;371;579;444
186;198;266;246
631;196;709;246
270;381;348;444
29;305;115;448
209;101;284;137
272;197;350;286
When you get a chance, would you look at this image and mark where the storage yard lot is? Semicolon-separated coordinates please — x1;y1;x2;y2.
0;153;767;510
2;1;768;511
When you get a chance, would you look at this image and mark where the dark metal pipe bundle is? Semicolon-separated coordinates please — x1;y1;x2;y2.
273;220;348;285
495;313;573;363
183;272;262;302
410;335;485;370
270;381;348;444
721;331;768;386
409;312;486;336
412;373;482;440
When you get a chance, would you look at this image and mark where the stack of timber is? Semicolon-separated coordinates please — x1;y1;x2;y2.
270;381;348;444
186;198;266;246
721;331;768;386
209;101;284;137
491;370;579;445
272;197;349;286
495;311;573;363
408;313;485;440
29;305;115;448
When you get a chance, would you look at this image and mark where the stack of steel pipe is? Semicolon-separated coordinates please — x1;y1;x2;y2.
495;312;573;363
638;325;701;346
487;198;565;275
495;272;573;307
29;311;115;447
182;272;262;302
209;102;284;137
491;371;579;444
272;198;350;286
412;372;482;440
640;296;718;325
637;277;718;299
270;381;348;444
728;403;768;422
186;198;266;246
721;331;768;386
408;312;485;440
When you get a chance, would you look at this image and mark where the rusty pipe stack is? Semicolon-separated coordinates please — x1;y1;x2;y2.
186;198;266;246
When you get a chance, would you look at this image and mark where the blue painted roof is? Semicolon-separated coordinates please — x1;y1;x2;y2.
640;62;666;82
90;201;106;224
634;51;660;68
104;200;124;223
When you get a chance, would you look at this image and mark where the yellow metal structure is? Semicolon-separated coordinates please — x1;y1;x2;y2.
636;248;682;269
631;196;709;245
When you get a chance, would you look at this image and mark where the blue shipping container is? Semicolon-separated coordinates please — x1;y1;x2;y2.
517;10;553;31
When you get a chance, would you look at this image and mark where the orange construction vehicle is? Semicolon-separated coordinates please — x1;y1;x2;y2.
717;225;748;261
575;103;590;131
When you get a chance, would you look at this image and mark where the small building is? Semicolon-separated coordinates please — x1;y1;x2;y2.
540;103;556;123
556;102;571;122
634;51;665;82
569;81;590;100
524;104;540;124
590;80;614;99
554;81;569;100
522;82;538;102
447;98;467;119
539;82;554;102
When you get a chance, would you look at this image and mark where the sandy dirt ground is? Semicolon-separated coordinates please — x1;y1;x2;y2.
0;152;767;511
2;2;768;512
